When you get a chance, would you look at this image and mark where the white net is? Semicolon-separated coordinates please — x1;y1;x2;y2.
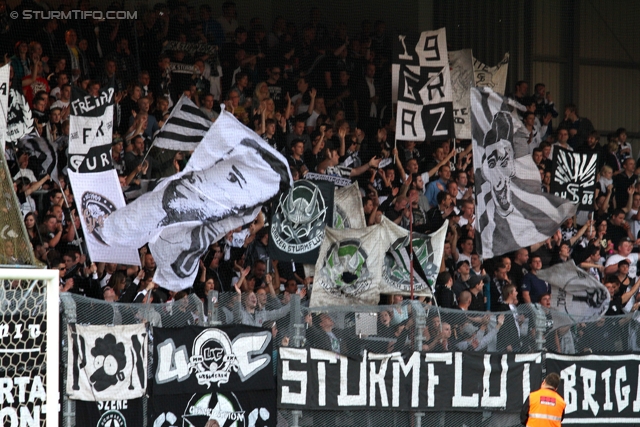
0;268;59;427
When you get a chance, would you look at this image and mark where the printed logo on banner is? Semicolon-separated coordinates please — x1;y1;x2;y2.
154;326;273;394
271;180;328;254
319;239;372;297
98;410;127;427
333;205;349;229
6;88;33;143
551;148;598;209
382;235;438;293
82;192;116;244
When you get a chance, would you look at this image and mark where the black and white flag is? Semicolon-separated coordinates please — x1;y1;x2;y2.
153;325;274;395
269;179;334;264
101;109;292;292
153;95;212;151
537;260;610;323
76;399;143;427
473;53;510;96
380;221;447;297
151;391;276;427
551;147;598;210
18;131;58;182
6;88;34;146
471;87;576;259
393;28;454;141
66;324;148;401
68;84;115;173
0;64;9;151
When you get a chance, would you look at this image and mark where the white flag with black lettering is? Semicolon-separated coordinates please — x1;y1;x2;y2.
67;324;148;401
473;53;509;95
100;109;292;291
68;84;115;173
471;87;576;259
153;95;212;151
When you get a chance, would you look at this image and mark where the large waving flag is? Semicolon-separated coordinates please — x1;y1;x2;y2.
100;109;292;291
153;95;212;151
18;131;58;182
471;87;576;258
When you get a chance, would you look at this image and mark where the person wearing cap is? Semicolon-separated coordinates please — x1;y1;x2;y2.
604;236;638;280
453;260;471;297
520;372;566;427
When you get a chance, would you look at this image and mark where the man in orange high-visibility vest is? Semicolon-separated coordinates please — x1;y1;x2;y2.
521;373;566;427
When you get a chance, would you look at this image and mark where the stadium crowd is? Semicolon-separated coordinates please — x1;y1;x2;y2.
2;1;640;353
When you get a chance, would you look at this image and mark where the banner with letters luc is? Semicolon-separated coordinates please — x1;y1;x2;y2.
551;147;598;210
546;353;640;426
279;348;542;411
393;28;454;141
153;325;274;395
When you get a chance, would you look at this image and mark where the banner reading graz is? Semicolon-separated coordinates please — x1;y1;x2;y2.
279;348;542;412
546;353;640;426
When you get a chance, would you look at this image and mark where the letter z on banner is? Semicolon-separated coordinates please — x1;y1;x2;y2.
66;324;148;401
153;325;274;395
546;353;640;426
393;28;454;141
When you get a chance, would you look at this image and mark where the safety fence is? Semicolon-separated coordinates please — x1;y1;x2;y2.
55;292;640;427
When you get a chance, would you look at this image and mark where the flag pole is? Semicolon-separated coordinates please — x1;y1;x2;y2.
409;204;414;300
59;183;87;264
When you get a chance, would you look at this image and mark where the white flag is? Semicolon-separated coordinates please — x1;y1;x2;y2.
333;182;366;229
310;217;408;307
153;95;212;151
101;109;292;291
448;49;475;139
473;53;509;95
68;169;141;265
67;324;148;401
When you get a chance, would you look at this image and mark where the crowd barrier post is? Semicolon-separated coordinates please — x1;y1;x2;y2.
412;301;427;427
534;304;547;351
207;290;220;326
289;294;304;427
60;293;77;427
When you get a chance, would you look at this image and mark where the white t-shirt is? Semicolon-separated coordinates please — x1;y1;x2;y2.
605;253;639;278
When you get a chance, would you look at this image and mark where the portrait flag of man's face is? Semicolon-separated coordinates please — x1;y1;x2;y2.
471;87;576;259
100;108;293;291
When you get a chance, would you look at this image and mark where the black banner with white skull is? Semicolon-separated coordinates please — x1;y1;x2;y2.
393;28;454;141
268;179;335;264
279;348;543;412
153;325;274;395
66;323;148;401
551;147;598;210
68;84;115;173
151;391;276;427
75;399;143;427
546;353;640;426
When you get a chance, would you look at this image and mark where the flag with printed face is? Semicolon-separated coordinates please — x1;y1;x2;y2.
473;53;509;95
310;217;408;307
471;87;576;259
551;147;598;210
100;109;292;292
153;95;212;151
